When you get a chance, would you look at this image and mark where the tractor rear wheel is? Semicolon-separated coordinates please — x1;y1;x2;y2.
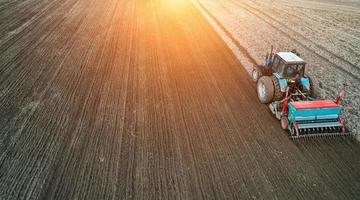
272;76;284;101
308;76;321;98
257;76;274;104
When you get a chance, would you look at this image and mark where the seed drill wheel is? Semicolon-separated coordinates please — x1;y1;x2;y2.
257;76;274;104
290;123;300;137
289;126;295;137
281;117;289;130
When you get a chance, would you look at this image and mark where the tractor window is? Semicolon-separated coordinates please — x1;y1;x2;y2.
285;65;296;77
272;57;280;71
276;61;286;74
296;64;305;76
284;64;305;77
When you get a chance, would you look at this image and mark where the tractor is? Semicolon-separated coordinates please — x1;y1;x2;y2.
252;47;348;138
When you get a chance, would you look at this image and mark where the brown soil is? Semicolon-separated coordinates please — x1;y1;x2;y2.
0;0;359;199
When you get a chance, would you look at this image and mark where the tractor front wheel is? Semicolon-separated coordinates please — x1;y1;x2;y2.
252;68;262;82
257;76;274;104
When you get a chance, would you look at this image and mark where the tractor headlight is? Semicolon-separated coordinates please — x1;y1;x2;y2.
288;79;296;84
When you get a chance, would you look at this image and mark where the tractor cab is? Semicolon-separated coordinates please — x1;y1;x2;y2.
272;52;305;79
269;52;310;94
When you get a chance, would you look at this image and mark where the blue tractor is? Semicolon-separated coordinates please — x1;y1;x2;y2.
252;48;347;138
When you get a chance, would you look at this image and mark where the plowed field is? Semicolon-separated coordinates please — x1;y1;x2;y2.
0;0;359;199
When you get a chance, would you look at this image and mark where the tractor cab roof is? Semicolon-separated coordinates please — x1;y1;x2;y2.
276;52;305;64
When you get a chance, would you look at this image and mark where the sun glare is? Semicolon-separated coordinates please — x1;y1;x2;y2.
164;0;187;10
